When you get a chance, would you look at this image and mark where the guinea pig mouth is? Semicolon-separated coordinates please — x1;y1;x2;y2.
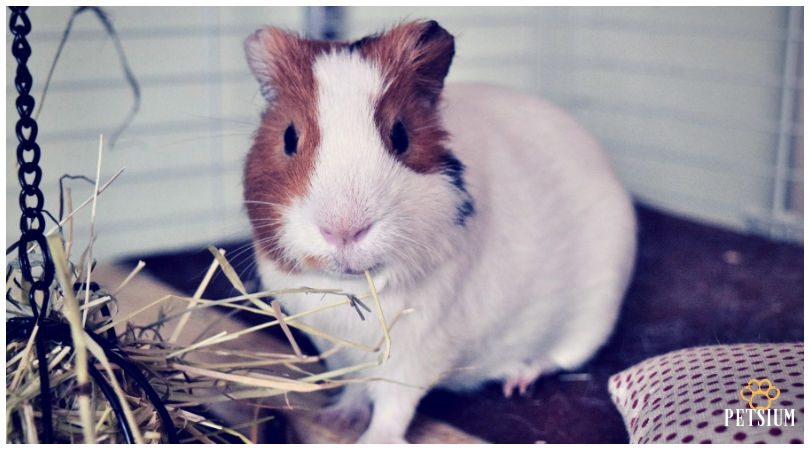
332;259;381;277
341;268;367;276
323;249;379;276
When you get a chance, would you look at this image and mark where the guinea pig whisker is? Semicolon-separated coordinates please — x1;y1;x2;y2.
404;123;441;134
243;201;286;210
223;242;260;264
248;216;286;225
248;223;285;232
244;200;285;206
386;229;431;253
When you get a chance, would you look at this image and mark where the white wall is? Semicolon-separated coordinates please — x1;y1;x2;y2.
5;6;802;263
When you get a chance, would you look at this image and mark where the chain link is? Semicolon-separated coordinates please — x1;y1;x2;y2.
10;6;54;321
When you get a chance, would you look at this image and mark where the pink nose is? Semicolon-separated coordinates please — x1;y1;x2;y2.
320;224;371;247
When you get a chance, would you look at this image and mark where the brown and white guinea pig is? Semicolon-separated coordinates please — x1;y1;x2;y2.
243;20;636;443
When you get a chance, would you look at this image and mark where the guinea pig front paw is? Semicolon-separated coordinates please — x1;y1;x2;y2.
314;397;372;431
356;429;409;444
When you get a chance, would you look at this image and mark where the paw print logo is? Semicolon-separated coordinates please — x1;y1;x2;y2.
739;378;780;410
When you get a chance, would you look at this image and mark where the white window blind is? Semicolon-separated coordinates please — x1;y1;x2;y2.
6;7;302;261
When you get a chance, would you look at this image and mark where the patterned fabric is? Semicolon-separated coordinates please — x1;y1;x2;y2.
609;343;804;444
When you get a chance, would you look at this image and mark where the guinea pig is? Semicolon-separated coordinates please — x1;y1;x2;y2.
243;20;636;443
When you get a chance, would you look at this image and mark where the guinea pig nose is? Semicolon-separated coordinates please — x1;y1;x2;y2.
320;224;372;247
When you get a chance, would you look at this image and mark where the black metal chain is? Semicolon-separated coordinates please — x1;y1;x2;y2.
11;6;54;322
10;7;56;443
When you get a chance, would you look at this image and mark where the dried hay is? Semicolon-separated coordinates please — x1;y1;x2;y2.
6;139;398;444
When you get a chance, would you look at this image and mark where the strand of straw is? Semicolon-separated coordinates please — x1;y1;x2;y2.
172;363;324;392
112;260;145;296
46;346;72;371
169;251;223;344
365;270;390;363
82;135;104;327
84;331;144;443
206;246;277;316
47;233;96;444
8;324;40;391
271;299;303;358
21;403;38;444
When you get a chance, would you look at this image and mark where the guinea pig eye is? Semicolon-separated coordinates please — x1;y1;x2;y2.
390;120;409;155
283;123;298;156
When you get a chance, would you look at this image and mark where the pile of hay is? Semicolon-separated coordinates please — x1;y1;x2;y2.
6;151;395;444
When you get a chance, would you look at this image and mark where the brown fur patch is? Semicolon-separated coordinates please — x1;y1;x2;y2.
302;256;328;271
243;29;336;271
355;21;456;174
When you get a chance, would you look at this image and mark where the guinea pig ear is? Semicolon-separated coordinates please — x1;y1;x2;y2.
244;27;296;103
353;21;454;105
412;21;455;95
400;20;455;106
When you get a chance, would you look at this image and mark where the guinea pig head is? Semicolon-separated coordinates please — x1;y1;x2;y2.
243;21;474;287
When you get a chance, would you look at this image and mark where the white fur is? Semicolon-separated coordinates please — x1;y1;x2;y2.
256;59;636;442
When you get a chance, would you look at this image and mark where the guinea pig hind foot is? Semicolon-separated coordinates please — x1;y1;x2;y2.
502;358;557;398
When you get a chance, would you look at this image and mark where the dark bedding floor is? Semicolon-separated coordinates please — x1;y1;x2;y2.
127;203;804;444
